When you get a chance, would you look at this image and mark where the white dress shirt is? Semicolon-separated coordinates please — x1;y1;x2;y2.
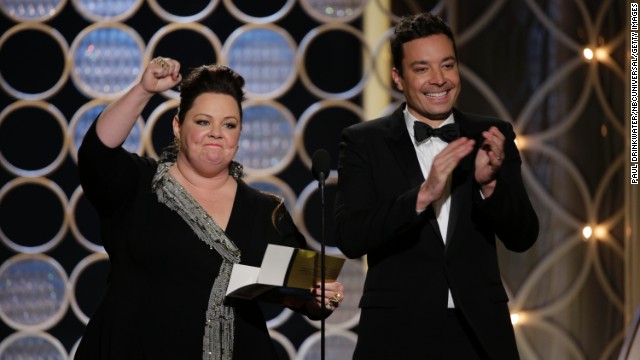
404;107;456;308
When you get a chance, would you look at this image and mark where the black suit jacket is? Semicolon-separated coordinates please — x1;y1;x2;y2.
335;104;538;359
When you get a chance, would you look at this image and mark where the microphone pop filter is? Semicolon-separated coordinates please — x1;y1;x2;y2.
311;149;331;181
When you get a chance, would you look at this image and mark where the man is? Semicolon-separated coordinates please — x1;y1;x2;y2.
335;12;538;359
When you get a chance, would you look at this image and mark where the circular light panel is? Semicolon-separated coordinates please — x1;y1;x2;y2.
223;25;297;99
0;331;67;359
0;0;67;22
70;22;145;99
296;23;371;99
72;0;143;22
147;0;220;23
297;329;358;360
223;0;295;24
0;23;69;100
0;178;69;254
244;175;297;212
235;101;296;175
0;254;69;331
299;0;367;23
0;100;69;177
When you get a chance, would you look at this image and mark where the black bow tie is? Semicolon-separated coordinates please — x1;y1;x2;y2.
413;122;460;143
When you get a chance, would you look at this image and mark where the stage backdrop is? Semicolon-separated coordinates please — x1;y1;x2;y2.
0;1;628;359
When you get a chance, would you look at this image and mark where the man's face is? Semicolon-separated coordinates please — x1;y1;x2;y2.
392;34;460;124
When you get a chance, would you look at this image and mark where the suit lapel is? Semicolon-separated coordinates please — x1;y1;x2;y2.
383;105;424;188
383;104;445;242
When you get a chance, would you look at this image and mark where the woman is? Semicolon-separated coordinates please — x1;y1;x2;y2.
75;57;345;359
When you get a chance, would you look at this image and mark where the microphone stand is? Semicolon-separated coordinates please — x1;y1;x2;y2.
311;149;330;360
318;171;327;360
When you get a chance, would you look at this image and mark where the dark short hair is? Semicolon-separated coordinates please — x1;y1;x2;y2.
391;12;457;76
176;64;245;124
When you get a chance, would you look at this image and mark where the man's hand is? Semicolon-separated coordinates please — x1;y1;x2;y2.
416;137;475;211
475;126;505;197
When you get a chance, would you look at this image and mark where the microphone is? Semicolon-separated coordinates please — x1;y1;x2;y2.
311;149;330;184
311;149;331;360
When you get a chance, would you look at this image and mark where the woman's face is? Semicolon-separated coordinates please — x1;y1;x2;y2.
173;92;241;176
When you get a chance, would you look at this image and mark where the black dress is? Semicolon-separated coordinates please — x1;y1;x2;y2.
75;121;306;359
